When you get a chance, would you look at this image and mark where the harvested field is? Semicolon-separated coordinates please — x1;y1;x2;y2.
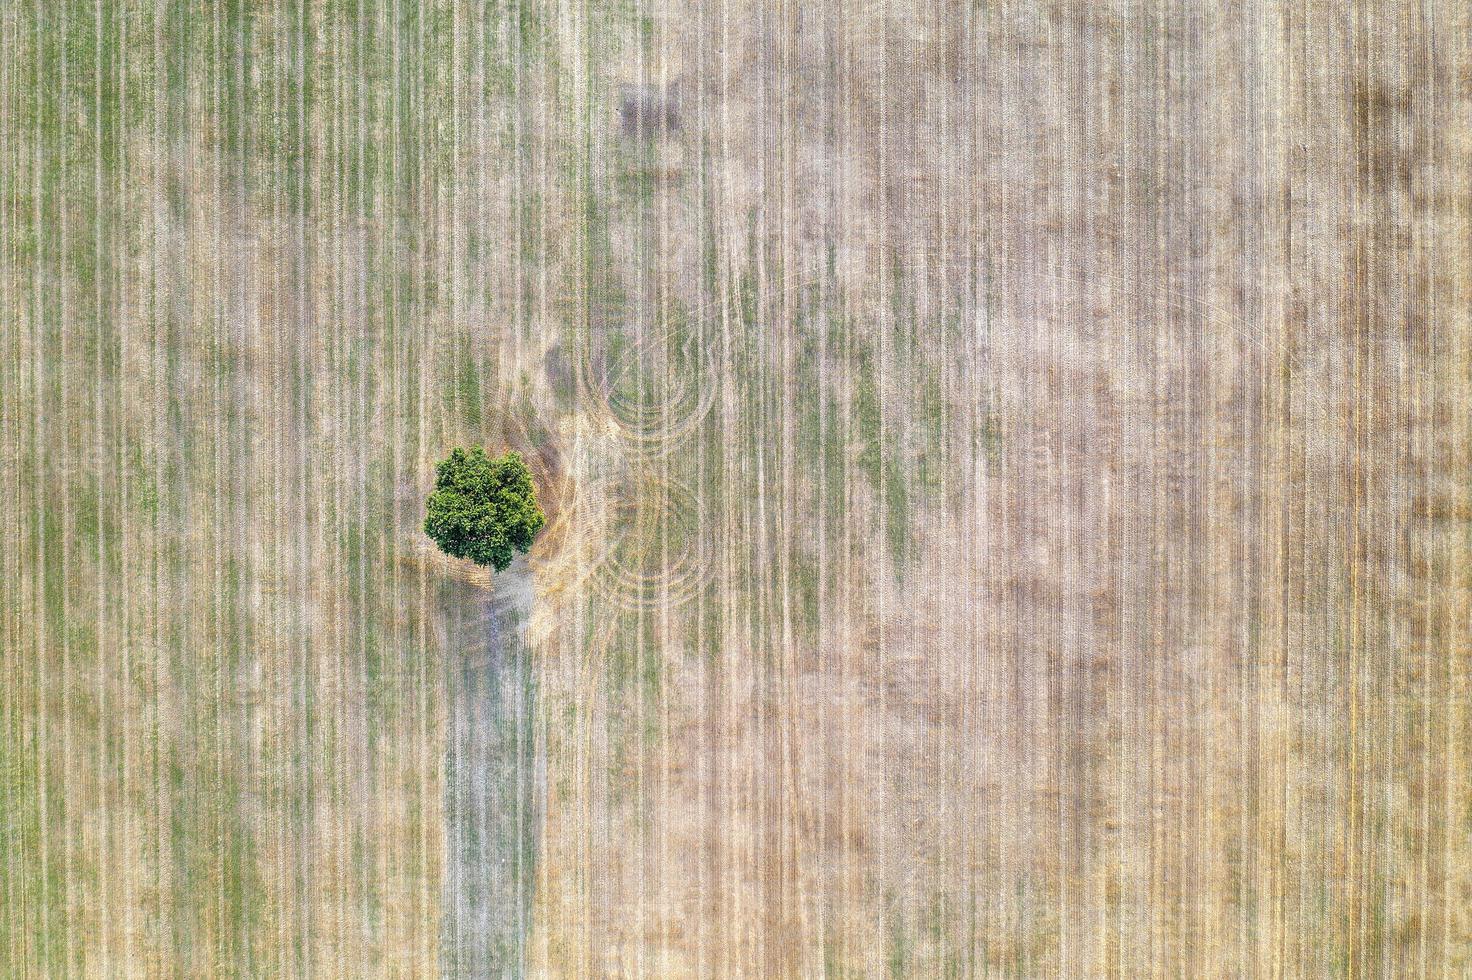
2;1;1470;977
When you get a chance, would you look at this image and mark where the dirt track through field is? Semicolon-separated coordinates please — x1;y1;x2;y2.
2;1;1470;976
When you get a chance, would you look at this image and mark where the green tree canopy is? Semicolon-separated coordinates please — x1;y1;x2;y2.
424;447;546;572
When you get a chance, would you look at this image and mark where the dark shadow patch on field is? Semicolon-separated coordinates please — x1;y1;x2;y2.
438;566;540;979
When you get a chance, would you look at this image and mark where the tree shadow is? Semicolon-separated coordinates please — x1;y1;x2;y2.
438;563;539;978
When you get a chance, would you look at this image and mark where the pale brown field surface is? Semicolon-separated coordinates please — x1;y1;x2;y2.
2;1;1469;977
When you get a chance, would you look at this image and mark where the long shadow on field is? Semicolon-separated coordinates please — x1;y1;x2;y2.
438;565;539;979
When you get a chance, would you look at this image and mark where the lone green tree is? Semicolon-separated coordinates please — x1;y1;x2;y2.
424;448;546;572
